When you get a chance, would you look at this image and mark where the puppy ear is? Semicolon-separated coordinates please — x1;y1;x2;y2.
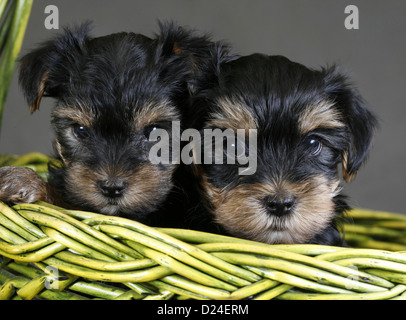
323;67;378;182
156;21;231;95
18;22;92;113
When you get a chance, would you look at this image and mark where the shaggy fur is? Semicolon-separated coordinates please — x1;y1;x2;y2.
186;53;377;245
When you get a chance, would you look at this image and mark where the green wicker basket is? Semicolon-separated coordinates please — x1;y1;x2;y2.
1;153;406;300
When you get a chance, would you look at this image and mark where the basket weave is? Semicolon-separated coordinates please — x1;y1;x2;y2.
1;153;406;300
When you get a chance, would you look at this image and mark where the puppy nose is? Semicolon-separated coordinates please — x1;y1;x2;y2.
264;195;296;217
98;179;127;198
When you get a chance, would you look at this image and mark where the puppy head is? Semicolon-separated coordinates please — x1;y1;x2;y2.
18;22;206;218
192;54;377;244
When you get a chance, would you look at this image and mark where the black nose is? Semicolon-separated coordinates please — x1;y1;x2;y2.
264;195;296;217
98;179;127;198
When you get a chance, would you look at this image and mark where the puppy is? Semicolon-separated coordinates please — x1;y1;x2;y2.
0;22;216;226
187;53;377;245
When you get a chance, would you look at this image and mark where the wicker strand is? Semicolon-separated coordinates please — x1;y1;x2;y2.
1;152;406;300
1;200;406;300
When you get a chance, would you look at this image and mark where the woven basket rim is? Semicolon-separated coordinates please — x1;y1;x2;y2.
1;200;406;300
1;153;406;300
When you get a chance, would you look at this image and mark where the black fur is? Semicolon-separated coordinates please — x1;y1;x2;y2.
186;53;377;246
2;23;377;246
14;22;219;226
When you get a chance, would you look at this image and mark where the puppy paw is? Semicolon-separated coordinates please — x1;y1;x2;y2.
0;166;48;204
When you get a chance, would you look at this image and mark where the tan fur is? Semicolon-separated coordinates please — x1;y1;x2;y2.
64;162;175;216
0;167;48;203
207;97;258;131
133;100;180;131
201;175;341;244
52;104;95;128
342;150;357;182
54;139;66;164
298;100;345;134
52;99;179;132
51;104;95;166
31;70;49;113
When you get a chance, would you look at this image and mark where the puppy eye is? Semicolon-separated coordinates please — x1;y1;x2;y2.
73;124;90;140
143;125;161;142
305;136;322;155
223;137;247;159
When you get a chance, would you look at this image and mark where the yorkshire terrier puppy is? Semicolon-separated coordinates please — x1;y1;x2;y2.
188;53;377;245
0;22;216;226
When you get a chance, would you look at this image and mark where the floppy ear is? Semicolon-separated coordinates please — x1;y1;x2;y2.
323;67;378;182
156;21;231;95
18;23;92;113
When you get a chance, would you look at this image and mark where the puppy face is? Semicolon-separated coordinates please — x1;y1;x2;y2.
18;23;197;218
51;98;180;217
192;54;377;244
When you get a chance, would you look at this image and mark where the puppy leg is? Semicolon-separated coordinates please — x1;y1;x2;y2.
0;166;48;203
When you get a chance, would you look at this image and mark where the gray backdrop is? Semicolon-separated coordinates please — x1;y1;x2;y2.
1;0;405;213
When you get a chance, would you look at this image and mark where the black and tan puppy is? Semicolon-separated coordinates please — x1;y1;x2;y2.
0;22;216;226
188;53;377;245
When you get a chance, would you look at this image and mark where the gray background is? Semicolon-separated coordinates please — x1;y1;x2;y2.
1;0;405;213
